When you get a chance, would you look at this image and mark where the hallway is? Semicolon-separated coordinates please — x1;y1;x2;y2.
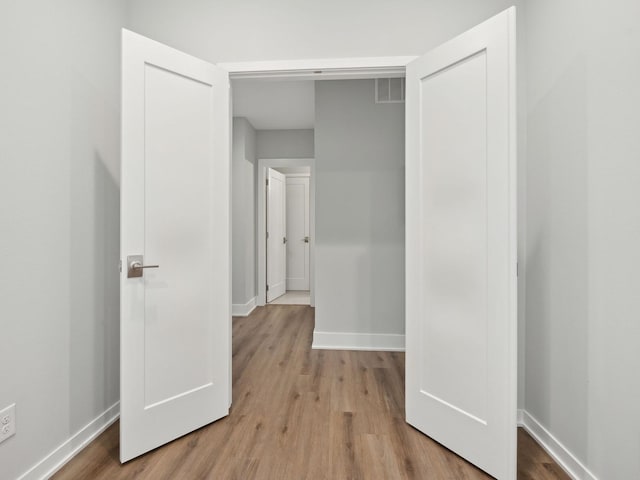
54;306;567;479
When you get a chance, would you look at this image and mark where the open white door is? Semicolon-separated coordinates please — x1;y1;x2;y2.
286;176;310;291
120;29;231;462
266;168;287;302
405;7;517;480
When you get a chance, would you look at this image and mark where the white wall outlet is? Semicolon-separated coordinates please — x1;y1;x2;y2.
0;404;16;444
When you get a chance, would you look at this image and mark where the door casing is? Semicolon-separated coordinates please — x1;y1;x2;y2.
257;158;316;307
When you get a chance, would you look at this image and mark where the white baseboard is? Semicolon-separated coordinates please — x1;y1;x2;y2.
312;330;405;351
18;402;120;480
518;409;598;480
232;296;257;317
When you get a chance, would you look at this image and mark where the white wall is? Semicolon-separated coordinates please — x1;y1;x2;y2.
128;0;519;63
314;80;404;338
0;1;127;478
232;118;257;306
256;130;314;159
524;0;640;478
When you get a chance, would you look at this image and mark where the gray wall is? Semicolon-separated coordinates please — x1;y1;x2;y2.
315;80;404;336
524;0;640;478
128;0;520;63
256;129;314;159
0;1;127;478
232;118;257;305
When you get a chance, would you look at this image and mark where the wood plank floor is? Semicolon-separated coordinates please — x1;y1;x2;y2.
54;305;568;480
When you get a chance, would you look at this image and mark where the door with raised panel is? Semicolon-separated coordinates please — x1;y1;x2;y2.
286;176;310;291
266;168;287;302
120;29;231;462
405;7;517;479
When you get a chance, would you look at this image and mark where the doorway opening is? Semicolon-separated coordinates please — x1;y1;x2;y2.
231;74;407;312
264;164;313;306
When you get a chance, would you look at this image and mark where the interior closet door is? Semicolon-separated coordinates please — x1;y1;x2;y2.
266;168;287;301
285;176;310;290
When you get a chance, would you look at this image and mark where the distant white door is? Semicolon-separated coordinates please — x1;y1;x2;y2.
286;176;310;290
405;7;517;480
120;29;231;462
267;168;287;301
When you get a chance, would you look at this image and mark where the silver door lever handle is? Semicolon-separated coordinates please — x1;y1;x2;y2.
131;261;159;270
127;255;159;278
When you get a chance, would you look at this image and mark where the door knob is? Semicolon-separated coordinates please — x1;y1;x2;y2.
304;236;310;243
127;255;159;278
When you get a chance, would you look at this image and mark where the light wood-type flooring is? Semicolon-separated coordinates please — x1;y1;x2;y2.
268;290;311;305
54;305;569;480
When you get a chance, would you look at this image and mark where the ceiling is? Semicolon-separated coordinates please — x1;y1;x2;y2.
232;80;315;130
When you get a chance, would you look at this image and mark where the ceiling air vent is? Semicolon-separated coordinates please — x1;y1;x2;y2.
375;77;405;103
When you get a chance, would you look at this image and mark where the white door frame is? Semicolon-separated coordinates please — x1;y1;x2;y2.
257;158;315;307
220;56;417;81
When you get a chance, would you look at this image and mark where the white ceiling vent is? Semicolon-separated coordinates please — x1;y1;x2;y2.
375;77;405;103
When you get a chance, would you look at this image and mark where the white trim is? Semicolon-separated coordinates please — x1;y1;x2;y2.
257;158;316;308
232;296;257;317
517;409;599;480
282;173;310;178
312;331;405;352
18;402;120;480
219;56;417;80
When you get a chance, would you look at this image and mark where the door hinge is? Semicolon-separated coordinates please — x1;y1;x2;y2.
266;231;269;239
516;262;519;277
119;259;122;273
266;284;269;291
266;178;269;187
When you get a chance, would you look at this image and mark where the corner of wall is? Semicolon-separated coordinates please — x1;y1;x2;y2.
518;410;599;480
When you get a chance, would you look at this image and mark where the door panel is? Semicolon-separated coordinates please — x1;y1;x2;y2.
286;176;310;290
121;29;230;462
419;50;489;423
405;7;517;480
267;169;286;301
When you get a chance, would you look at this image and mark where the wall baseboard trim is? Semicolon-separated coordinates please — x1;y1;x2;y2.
18;402;120;480
232;296;257;317
312;330;405;352
517;409;598;480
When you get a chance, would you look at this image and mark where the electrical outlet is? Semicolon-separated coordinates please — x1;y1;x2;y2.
0;404;15;444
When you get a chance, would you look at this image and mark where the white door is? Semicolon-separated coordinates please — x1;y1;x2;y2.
405;7;517;480
266;168;286;301
120;30;231;462
285;176;310;290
